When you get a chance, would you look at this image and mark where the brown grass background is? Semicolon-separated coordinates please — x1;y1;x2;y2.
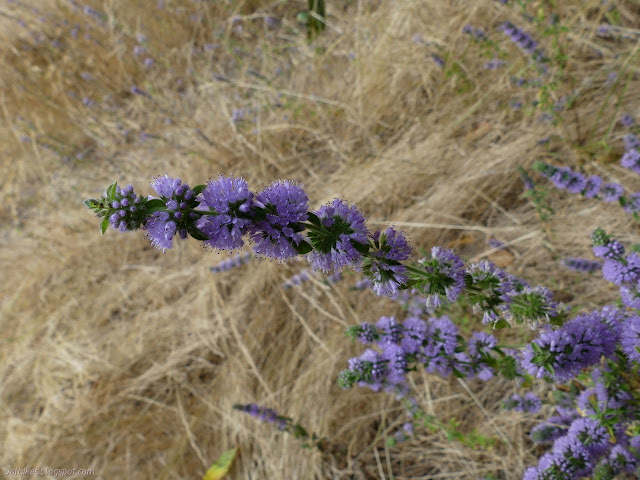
1;0;639;478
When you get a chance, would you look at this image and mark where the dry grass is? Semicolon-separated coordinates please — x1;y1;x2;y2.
1;0;639;478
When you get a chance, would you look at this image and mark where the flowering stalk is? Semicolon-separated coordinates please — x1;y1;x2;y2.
233;404;329;451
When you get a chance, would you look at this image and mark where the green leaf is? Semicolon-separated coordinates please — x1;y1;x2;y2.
202;448;237;480
385;437;397;447
106;181;118;201
493;319;510;329
100;216;110;235
145;199;166;209
192;184;206;196
294;240;313;255
189;228;210;241
145;198;167;214
83;198;100;210
351;241;370;255
306;212;321;227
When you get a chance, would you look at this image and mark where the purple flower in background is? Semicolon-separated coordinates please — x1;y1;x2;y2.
234;403;288;430
376;316;403;346
621;149;640;174
500;22;541;57
582;175;602;198
248;180;309;261
197;176;254;251
531;412;577;443
211;252;252;273
599;182;624;203
484;58;505;70
363;227;412;296
431;54;445;67
620;114;634;127
504;393;542;413
307;199;368;273
624;134;640;151
381;343;408;384
623;192;640;214
423;315;458;373
133;45;145;56
401;316;427;354
143;57;154;68
620;315;640;364
561;257;601;273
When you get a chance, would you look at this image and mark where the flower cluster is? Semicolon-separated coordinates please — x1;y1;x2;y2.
503;393;542;413
146;176;198;250
339;315;501;390
520;308;618;382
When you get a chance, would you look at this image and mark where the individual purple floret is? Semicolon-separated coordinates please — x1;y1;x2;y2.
307;199;368;273
504;392;542;413
211;252;252;273
234;403;288;431
621;149;640;174
431;54;445;67
567;418;610;457
354;277;374;290
582;175;602;198
521;311;616;382
363;227;412;296
623;192;640;214
197;176;254;251
620;315;640;364
620;114;634;127
599;182;624;203
623;134;640;151
560;257;601;273
248;180;309;261
418;247;466;309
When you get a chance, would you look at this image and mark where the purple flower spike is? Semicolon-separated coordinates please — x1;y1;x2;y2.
197;176;254;251
249;180;309;261
307;199;368;273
